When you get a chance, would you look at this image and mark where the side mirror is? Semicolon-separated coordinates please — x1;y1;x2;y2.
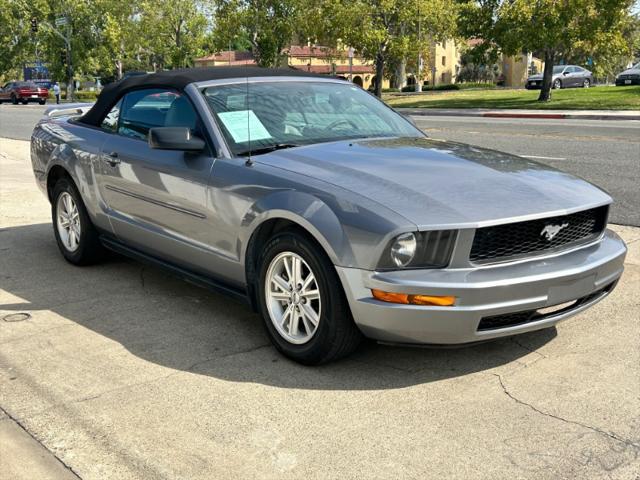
563;71;569;76
148;127;205;151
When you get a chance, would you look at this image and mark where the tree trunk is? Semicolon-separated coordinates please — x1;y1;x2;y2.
116;59;123;80
538;50;556;102
393;58;406;90
374;50;384;98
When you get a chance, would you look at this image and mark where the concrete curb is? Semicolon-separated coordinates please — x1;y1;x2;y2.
398;108;640;121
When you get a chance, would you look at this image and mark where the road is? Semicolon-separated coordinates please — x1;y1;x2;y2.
1;138;639;479
1;104;639;225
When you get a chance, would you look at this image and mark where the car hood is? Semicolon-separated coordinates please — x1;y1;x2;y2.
257;137;610;229
618;68;640;76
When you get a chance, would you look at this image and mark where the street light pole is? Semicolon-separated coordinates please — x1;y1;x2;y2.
416;3;421;92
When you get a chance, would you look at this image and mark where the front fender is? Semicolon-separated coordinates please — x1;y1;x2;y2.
239;190;355;267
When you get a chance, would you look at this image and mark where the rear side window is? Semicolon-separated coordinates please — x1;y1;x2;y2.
116;89;199;140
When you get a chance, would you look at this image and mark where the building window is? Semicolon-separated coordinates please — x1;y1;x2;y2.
441;72;446;83
441;56;446;67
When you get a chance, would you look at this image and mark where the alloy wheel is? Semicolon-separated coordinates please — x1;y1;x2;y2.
265;251;321;344
56;192;81;252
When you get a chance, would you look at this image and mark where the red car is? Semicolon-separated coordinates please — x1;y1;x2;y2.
0;81;48;105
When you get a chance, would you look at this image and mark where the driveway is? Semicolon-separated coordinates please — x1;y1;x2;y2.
1;138;639;479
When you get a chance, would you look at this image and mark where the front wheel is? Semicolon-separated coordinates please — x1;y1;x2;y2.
553;79;562;89
52;177;105;265
257;231;362;364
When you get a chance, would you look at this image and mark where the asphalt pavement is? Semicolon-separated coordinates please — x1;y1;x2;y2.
1;104;639;225
1;138;639;479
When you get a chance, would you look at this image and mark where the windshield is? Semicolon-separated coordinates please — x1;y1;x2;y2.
552;66;566;74
201;81;422;155
633;63;640;70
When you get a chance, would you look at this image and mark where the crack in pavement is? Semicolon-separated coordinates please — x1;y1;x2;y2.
510;337;547;360
494;373;640;450
0;405;83;479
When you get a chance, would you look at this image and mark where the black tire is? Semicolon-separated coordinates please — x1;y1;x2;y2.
11;94;18;105
39;99;46;105
21;100;28;105
553;79;562;90
51;177;105;265
257;230;362;365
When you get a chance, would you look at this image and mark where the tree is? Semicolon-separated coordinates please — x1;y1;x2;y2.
458;0;637;102
137;0;209;70
319;0;457;97
212;0;307;67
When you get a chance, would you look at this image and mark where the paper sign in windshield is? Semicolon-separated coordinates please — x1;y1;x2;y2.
217;110;272;143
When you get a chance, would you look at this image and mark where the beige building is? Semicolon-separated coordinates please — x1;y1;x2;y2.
194;45;390;90
501;53;544;87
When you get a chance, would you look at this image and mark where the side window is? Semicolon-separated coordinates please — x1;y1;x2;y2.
100;98;122;132
117;89;199;141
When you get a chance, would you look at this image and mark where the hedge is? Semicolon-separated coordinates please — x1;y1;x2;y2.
49;91;99;101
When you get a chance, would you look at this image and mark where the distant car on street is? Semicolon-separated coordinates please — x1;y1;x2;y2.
615;62;640;86
526;65;593;90
0;81;48;105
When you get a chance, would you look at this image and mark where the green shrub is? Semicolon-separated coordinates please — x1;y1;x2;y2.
420;82;497;92
49;90;99;101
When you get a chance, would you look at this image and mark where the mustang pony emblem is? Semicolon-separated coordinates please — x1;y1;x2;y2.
541;223;569;241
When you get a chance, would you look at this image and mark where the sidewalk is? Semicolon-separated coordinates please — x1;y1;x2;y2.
397;108;640;121
0;410;79;480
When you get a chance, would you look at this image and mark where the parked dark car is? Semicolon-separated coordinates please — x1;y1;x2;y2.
615;62;640;86
0;81;48;104
526;65;593;90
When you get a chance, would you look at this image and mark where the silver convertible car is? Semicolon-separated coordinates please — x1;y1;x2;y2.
31;67;626;364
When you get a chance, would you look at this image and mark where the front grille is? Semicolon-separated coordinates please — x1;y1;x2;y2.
470;206;608;263
477;282;616;331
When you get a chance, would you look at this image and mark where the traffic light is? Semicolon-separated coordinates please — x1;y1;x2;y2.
30;17;38;33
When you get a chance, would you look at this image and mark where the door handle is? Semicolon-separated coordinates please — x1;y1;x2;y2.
103;152;121;167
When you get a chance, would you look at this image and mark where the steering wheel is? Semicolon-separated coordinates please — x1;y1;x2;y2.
325;118;359;132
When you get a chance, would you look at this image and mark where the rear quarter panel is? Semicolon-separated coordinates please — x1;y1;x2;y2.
31;117;113;233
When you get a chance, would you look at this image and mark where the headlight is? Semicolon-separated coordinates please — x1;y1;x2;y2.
379;230;457;270
390;232;417;267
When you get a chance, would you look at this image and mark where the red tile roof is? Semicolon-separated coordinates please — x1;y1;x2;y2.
195;50;255;63
291;64;375;75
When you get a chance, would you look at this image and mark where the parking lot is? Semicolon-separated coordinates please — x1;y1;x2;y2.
1;121;639;478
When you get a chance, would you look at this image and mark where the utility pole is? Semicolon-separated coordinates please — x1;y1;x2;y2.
45;16;74;101
416;3;421;92
348;46;354;82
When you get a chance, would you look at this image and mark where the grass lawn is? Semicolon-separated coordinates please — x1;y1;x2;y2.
384;85;640;110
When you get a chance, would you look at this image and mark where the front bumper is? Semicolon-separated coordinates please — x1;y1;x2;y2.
337;230;626;345
615;78;640;86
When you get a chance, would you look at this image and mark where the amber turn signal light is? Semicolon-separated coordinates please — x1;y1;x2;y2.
371;289;456;306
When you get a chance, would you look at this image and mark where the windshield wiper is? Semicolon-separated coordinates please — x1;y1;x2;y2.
238;143;302;156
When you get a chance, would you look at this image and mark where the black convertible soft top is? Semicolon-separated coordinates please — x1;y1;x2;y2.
79;66;328;127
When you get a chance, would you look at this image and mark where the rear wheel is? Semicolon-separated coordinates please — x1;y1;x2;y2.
257;230;362;364
52;177;105;265
553;79;562;89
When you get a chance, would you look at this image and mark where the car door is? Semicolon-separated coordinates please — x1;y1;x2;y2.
568;67;581;87
0;83;11;101
95;88;220;275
